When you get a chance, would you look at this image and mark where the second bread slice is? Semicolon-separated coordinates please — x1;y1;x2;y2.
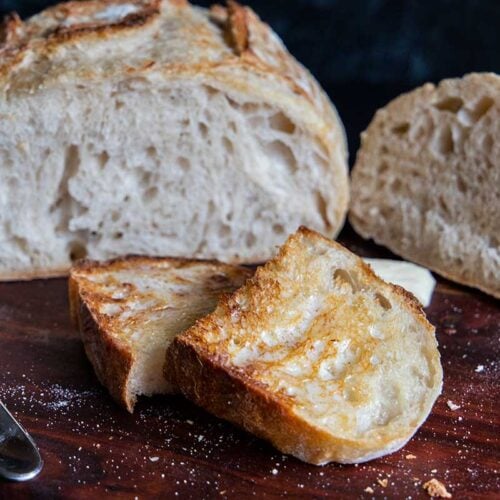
70;256;252;412
166;227;443;464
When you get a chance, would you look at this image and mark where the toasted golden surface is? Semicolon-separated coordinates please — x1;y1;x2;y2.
169;227;443;464
70;255;252;411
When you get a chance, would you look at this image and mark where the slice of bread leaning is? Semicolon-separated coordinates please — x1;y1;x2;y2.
350;73;500;298
166;227;443;465
0;0;348;280
69;256;252;412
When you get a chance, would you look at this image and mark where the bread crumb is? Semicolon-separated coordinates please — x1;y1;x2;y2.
423;478;452;498
364;486;374;493
475;365;484;373
271;468;278;475
149;456;159;462
447;400;460;411
377;478;388;487
406;454;417;459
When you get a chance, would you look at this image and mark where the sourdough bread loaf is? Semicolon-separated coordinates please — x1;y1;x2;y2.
0;0;348;280
350;73;499;298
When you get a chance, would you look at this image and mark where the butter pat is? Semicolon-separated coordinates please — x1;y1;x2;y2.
364;258;436;307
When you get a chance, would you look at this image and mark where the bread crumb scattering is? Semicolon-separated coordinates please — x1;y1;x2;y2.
423;478;452;498
475;365;485;373
447;400;460;411
377;478;388;487
364;486;374;493
405;454;417;459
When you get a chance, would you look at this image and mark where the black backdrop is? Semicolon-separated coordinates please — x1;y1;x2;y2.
1;0;499;162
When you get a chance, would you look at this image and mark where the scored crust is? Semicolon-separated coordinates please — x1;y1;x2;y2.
69;255;252;412
166;227;443;464
0;0;348;280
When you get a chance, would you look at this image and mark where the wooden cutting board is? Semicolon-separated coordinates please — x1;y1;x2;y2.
0;229;499;499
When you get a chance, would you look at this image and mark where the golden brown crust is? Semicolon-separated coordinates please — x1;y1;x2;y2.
226;1;249;55
167;338;347;465
69;281;133;410
69;268;136;411
166;226;441;464
70;255;253;412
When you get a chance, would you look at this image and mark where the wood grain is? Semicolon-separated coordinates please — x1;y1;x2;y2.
0;230;499;499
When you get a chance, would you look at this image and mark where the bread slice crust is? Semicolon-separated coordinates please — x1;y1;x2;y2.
166;227;443;464
70;255;252;412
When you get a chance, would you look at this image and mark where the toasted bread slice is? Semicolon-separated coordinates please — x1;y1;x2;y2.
69;256;252;412
166;227;443;465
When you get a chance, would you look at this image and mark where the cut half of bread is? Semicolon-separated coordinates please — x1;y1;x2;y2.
350;73;500;298
0;0;348;280
69;256;252;412
166;227;443;465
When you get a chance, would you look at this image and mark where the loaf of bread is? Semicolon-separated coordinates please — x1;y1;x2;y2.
0;0;348;280
350;73;499;298
166;227;443;465
69;255;252;411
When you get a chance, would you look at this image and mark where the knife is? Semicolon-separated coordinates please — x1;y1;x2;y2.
0;401;43;481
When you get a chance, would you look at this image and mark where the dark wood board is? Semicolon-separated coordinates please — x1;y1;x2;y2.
0;229;499;499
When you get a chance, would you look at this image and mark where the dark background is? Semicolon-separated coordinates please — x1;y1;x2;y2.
1;0;499;161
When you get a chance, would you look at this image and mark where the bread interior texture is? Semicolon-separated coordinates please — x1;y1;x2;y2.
1;80;336;272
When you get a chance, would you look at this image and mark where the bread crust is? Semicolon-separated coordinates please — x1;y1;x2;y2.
69;260;136;411
69;254;253;412
166;227;442;464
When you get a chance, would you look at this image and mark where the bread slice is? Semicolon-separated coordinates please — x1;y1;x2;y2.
350;73;500;298
0;0;348;280
69;256;252;412
166;227;443;465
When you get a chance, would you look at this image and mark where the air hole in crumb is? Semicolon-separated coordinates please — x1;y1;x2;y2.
269;112;296;134
178;157;190;171
482;134;493;156
379;162;389;174
113;232;123;240
98;151;109;169
375;292;392;310
222;137;234;154
246;232;257;248
111;211;120;222
471;96;494;122
456;176;467;194
380;145;389;155
199;122;209;138
392;122;410;135
218;224;231;237
333;269;359;292
145;186;158;199
272;223;285;235
434;96;463;113
438;195;451;215
146;146;157;159
315;192;330;228
115;100;125;109
69;242;87;262
391;178;402;192
435;125;454;155
264;140;297;174
141;171;152;186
